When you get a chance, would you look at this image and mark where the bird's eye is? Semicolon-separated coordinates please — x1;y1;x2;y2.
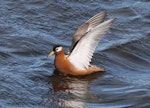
55;47;60;52
54;46;62;52
55;48;58;51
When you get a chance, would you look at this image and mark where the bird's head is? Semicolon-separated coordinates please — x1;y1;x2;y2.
48;45;63;56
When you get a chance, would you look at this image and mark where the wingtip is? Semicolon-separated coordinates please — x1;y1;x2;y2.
112;18;117;22
107;18;117;24
99;10;107;18
96;10;107;15
95;11;117;24
102;10;107;15
99;10;117;22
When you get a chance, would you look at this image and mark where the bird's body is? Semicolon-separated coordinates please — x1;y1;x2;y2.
54;48;104;75
49;11;116;76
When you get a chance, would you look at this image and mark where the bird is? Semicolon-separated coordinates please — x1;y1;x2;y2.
48;11;116;76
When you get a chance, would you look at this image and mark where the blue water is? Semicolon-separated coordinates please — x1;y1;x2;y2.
0;0;150;108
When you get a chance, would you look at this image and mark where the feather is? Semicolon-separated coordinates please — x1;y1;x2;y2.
68;18;116;70
70;11;107;52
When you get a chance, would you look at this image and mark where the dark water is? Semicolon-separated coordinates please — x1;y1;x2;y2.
0;0;150;108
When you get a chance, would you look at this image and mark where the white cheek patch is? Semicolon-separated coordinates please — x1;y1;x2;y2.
56;46;63;52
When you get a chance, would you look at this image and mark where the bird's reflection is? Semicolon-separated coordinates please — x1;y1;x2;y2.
47;69;104;108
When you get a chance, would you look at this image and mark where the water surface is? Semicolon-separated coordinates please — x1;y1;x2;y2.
0;0;150;108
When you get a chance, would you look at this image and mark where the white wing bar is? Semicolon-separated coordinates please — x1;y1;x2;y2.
68;18;116;70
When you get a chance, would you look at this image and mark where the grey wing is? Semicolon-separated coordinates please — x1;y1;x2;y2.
70;11;107;52
68;18;116;70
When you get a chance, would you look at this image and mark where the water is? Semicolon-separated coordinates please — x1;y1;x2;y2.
0;0;150;108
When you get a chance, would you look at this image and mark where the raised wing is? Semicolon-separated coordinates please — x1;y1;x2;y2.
70;11;107;52
68;18;116;70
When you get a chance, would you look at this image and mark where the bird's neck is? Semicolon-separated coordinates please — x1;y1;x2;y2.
54;50;67;70
55;50;66;60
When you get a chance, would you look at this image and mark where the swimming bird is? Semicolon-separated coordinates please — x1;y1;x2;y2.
48;11;116;76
